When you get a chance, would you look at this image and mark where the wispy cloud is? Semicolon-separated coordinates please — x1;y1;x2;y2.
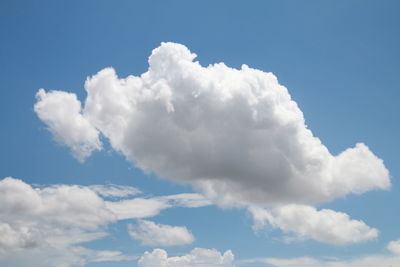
238;239;400;267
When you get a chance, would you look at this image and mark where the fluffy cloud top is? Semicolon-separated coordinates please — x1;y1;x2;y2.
138;248;235;267
34;89;102;162
128;220;195;246
249;205;378;245
34;42;390;206
0;177;206;266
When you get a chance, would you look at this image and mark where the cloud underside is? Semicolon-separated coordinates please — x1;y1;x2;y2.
34;42;390;206
0;177;209;267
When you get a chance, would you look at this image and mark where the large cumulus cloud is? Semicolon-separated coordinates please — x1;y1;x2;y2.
34;42;390;205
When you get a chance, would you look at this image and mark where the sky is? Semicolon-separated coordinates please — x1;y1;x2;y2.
0;1;399;266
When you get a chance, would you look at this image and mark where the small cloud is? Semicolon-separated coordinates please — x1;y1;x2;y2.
128;220;195;247
248;204;378;245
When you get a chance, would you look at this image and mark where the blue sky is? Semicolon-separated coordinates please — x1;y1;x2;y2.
1;1;399;266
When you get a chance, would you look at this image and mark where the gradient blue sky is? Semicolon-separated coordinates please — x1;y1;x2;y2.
0;1;399;267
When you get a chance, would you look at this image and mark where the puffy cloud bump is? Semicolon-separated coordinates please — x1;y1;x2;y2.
35;42;390;205
34;89;102;162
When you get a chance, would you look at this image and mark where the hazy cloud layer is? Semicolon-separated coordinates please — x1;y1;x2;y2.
128;220;195;246
248;205;378;245
138;248;235;267
241;239;400;267
0;177;206;266
35;42;390;206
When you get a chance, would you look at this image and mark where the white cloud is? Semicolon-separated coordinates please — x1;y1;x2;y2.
138;248;235;267
106;198;170;220
0;177;115;239
0;177;205;266
0;177;125;266
128;220;195;246
34;42;390;206
105;192;211;221
34;89;102;162
248;205;378;245
387;239;400;255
